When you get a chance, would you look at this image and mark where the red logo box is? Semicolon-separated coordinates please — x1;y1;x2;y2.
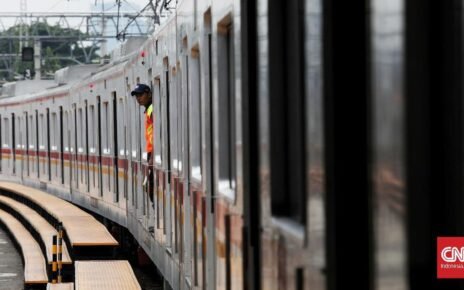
437;237;464;278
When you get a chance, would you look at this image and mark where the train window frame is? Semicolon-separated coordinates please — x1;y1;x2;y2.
3;117;9;148
39;114;45;151
189;44;202;184
216;14;237;202
177;61;183;175
89;105;95;154
103;101;110;192
51;112;58;179
154;76;162;165
268;0;307;226
170;67;179;173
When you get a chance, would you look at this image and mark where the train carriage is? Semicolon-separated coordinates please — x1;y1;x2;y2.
0;0;428;290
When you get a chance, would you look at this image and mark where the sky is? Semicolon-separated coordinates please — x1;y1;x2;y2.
0;0;155;53
0;0;149;14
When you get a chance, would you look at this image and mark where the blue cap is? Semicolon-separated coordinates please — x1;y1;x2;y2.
131;83;151;96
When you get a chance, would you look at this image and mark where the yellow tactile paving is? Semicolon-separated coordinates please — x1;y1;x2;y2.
0;209;48;284
75;261;141;290
0;196;72;264
0;182;118;247
47;283;74;290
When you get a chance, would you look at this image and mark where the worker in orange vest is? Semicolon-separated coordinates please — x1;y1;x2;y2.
131;83;154;204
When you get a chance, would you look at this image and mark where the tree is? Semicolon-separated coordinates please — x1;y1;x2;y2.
0;21;100;81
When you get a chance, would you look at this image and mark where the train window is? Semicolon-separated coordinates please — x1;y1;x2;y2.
112;92;119;203
204;8;214;214
132;91;141;206
117;98;126;199
64;111;69;185
177;63;183;174
89;106;95;152
28;115;33;158
97;97;103;196
35;110;39;178
170;67;178;172
11;114;15;174
194;0;198;31
52;112;58;179
268;0;307;224
40;113;45;175
217;15;236;200
73;106;78;188
371;0;406;289
89;105;95;188
190;45;202;182
41;113;45;151
103;101;110;191
59;107;64;184
154;77;162;165
46;109;51;181
79;108;84;184
4;118;9;148
24;112;29;176
85;102;90;192
0;114;2;172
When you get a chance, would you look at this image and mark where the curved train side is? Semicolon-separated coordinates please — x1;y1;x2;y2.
0;1;280;290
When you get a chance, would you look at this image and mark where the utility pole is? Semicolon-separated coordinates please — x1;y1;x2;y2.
19;0;28;53
100;0;107;63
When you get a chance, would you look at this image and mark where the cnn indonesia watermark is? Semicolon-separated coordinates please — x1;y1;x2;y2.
437;237;464;278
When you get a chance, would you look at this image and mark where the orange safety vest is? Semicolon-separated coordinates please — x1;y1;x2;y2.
145;104;153;153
